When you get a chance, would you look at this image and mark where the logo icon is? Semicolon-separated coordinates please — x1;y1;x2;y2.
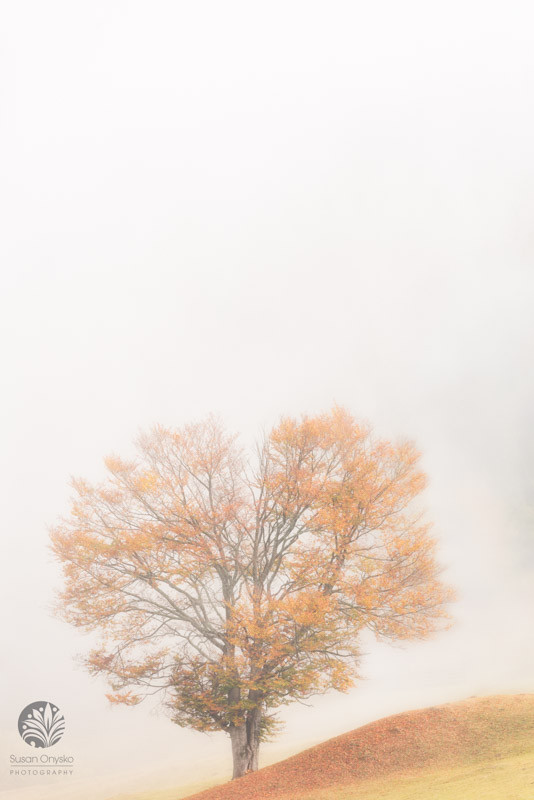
18;702;65;748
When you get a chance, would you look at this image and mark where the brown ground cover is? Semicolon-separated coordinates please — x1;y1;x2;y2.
184;694;534;800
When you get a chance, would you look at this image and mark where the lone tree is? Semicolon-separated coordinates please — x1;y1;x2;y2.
51;408;452;779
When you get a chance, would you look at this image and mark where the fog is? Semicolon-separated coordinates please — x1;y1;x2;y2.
1;2;533;798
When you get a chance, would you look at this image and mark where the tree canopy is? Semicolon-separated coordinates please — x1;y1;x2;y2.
51;407;452;778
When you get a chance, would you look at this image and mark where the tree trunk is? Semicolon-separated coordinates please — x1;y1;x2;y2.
229;707;261;779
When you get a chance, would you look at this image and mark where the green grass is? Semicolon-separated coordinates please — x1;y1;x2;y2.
291;750;534;800
115;750;534;800
110;696;534;800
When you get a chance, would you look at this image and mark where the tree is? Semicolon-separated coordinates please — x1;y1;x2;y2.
50;407;452;779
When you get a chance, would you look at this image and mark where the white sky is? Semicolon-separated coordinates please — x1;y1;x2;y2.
1;2;534;798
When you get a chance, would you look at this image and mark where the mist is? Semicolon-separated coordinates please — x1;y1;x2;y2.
1;2;533;798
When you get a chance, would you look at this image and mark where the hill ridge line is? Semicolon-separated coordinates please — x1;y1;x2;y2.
184;693;534;800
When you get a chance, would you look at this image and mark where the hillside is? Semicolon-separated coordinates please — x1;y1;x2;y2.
184;694;534;800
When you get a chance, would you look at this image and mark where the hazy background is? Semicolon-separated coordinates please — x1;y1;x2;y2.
1;1;533;798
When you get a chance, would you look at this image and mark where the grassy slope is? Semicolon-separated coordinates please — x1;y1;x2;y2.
293;752;534;800
184;694;534;800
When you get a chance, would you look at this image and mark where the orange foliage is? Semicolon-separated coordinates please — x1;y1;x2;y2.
50;408;453;744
